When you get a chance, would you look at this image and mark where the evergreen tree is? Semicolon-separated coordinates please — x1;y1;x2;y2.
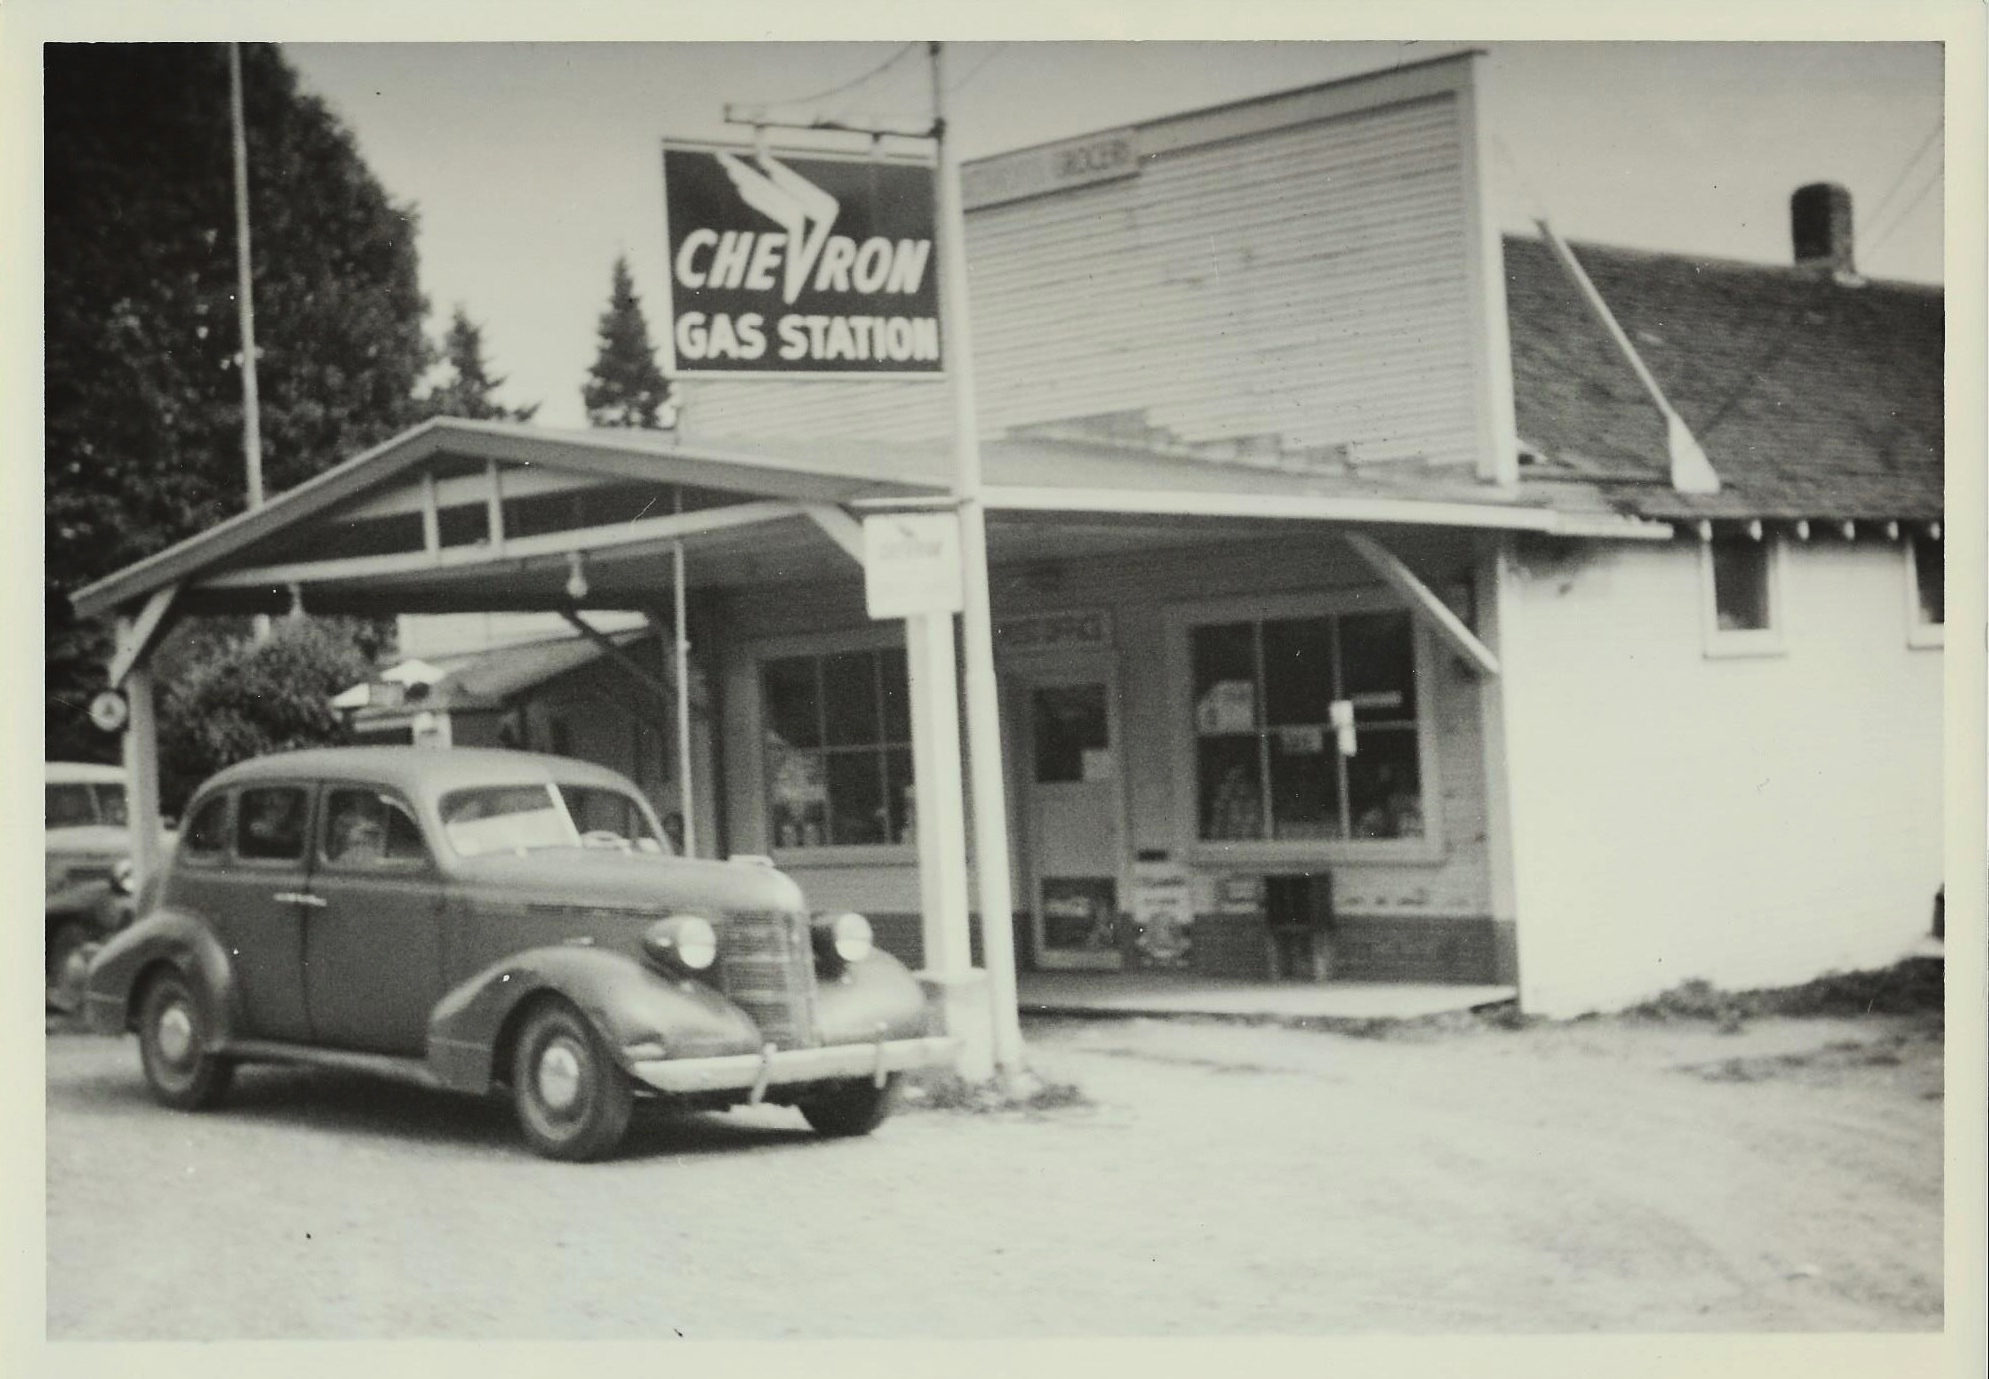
581;256;672;429
424;306;540;422
45;42;432;763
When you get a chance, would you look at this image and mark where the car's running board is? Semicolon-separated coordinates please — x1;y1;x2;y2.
223;1040;445;1090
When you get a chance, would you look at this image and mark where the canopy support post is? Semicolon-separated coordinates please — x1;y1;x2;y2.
671;537;696;858
904;609;991;1081
115;613;165;893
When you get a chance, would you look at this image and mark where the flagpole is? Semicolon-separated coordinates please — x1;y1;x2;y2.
930;42;1026;1082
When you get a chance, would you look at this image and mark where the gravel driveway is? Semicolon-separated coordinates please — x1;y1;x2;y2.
44;1008;1942;1338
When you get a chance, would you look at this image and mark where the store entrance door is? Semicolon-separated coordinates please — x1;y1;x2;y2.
1016;654;1126;971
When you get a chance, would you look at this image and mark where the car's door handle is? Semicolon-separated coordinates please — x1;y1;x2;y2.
273;891;328;909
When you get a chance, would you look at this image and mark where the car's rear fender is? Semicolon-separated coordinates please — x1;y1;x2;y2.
812;947;932;1046
425;946;766;1095
81;909;241;1039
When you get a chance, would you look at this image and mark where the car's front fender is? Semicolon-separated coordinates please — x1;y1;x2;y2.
81;908;241;1039
425;946;766;1095
813;947;932;1046
45;880;123;936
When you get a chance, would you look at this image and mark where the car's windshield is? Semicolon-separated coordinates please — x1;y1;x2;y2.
439;783;669;857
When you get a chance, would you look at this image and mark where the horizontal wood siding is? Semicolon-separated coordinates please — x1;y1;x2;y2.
679;94;1480;474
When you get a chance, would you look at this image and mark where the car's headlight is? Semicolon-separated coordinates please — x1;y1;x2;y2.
111;858;136;896
812;912;874;972
643;915;717;972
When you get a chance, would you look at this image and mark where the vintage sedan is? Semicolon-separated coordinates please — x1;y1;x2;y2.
84;747;953;1160
46;762;138;1012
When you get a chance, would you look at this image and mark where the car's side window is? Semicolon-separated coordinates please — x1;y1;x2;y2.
180;794;232;860
236;786;309;863
321;787;428;868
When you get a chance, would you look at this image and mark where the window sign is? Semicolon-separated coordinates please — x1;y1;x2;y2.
661;142;940;377
1195;680;1256;736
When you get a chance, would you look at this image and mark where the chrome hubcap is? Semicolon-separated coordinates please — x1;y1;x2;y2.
537;1039;583;1112
157;1004;194;1064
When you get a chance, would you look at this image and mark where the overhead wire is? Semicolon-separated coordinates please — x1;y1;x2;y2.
1864;167;1942;259
1862;119;1943;239
772;42;919;112
950;43;1007;94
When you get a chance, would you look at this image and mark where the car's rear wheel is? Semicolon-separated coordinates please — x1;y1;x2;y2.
137;969;234;1110
799;1075;899;1137
511;1000;632;1162
45;920;95;1015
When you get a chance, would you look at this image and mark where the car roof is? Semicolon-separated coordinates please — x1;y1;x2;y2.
46;762;126;786
197;747;642;801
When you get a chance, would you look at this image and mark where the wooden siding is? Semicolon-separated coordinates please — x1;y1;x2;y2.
678;94;1482;474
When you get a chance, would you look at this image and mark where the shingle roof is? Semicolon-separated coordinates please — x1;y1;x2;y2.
1503;235;1943;522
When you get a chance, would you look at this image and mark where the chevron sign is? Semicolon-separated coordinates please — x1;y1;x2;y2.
661;142;942;377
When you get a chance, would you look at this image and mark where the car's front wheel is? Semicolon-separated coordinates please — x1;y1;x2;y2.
137;969;234;1110
799;1075;899;1137
511;1000;633;1162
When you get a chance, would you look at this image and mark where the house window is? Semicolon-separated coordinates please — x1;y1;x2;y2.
1190;609;1424;843
762;646;913;850
1709;538;1771;631
1700;534;1784;656
1908;530;1944;647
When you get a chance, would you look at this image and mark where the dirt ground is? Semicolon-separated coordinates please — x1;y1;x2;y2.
43;1004;1942;1338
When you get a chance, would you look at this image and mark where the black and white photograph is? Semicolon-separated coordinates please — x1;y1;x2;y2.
8;1;1984;1372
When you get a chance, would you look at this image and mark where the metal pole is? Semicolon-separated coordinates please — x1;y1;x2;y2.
229;43;271;643
931;42;1026;1080
228;43;264;510
672;533;697;858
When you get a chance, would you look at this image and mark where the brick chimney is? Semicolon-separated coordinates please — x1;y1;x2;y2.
1791;182;1855;277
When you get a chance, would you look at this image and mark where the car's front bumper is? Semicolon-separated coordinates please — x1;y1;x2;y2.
628;1035;957;1099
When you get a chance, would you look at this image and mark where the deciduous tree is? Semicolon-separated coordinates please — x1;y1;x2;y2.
45;42;431;761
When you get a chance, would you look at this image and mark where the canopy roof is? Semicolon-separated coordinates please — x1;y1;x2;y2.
74;416;1665;625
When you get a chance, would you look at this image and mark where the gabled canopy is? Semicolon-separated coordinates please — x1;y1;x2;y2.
74;416;1668;627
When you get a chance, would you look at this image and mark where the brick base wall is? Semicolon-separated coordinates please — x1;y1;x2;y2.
1190;913;1503;984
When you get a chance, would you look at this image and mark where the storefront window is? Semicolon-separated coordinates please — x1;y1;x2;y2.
1192;610;1422;843
763;647;913;849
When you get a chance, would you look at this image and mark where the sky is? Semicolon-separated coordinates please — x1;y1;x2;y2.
278;40;1946;430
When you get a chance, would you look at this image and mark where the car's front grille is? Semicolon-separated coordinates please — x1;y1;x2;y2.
717;910;819;1050
49;861;116;893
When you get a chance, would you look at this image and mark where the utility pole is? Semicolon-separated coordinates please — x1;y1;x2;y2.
229;43;271;639
929;42;1027;1083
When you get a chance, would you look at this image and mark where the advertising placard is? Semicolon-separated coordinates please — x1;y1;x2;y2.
863;511;963;620
660;142;942;377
